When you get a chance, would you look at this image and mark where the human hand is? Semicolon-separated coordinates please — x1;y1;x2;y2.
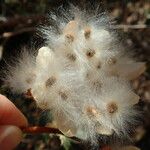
0;94;28;150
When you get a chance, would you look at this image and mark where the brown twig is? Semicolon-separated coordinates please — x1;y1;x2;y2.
21;126;62;134
0;27;35;40
0;15;45;34
21;126;112;148
21;126;81;143
112;24;149;29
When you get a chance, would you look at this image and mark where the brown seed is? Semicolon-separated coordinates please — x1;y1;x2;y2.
86;49;95;58
93;80;102;90
97;62;101;69
84;28;91;39
38;101;48;109
65;34;74;43
26;78;32;84
86;72;90;78
59;91;68;100
25;74;36;84
66;53;76;61
24;88;34;100
108;57;117;65
45;76;56;88
86;106;99;117
107;102;118;114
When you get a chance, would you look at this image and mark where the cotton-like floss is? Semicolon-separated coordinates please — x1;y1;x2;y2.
4;5;146;147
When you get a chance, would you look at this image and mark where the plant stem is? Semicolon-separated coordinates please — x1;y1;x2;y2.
21;126;81;142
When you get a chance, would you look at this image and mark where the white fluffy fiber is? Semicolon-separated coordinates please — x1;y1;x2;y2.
4;6;145;143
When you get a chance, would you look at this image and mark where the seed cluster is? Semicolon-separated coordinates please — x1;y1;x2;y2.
5;7;146;143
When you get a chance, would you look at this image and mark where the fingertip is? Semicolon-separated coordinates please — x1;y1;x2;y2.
0;94;7;100
0;125;23;150
0;94;28;127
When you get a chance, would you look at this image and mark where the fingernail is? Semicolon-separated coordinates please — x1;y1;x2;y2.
0;125;22;150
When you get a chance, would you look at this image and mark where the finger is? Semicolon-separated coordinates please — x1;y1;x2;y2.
0;94;28;126
0;125;22;150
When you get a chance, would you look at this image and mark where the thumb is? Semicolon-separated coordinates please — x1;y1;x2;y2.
0;125;23;150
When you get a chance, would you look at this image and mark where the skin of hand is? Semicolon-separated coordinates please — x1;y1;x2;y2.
0;94;28;150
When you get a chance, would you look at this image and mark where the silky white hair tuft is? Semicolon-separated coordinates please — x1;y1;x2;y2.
4;5;146;145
